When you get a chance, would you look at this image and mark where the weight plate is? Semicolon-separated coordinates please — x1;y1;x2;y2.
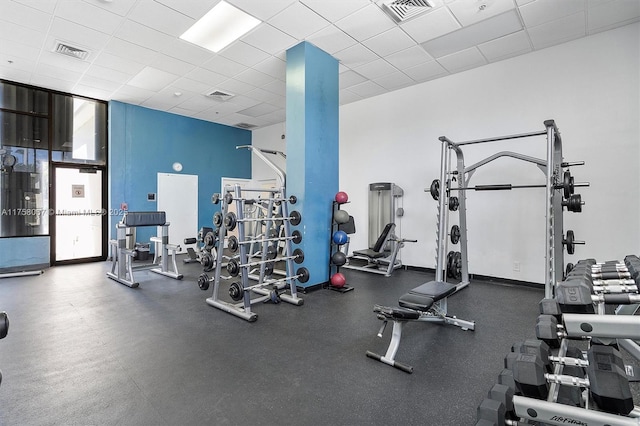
563;170;574;199
227;236;239;253
296;267;310;283
453;251;462;280
291;230;302;244
289;195;297;205
430;179;440;201
197;273;210;291
224;192;234;205
448;196;459;212
211;193;220;204
213;211;223;228
293;248;305;264
264;262;274;276
266;245;278;260
200;252;215;272
224;212;237;231
565;230;575;255
203;232;216;249
446;251;454;278
450;225;460;245
229;282;244;301
290;210;302;226
227;259;240;277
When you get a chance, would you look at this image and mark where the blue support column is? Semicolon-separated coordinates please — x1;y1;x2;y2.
286;42;339;288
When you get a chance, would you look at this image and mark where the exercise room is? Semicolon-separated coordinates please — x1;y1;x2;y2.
0;1;638;425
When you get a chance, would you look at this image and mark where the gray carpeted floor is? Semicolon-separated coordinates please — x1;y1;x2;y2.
0;260;634;425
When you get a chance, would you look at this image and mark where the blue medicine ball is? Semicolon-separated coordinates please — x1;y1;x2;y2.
332;230;348;245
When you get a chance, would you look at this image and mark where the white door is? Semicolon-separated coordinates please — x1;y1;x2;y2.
157;173;198;253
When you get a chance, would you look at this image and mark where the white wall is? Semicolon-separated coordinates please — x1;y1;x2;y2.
253;23;640;284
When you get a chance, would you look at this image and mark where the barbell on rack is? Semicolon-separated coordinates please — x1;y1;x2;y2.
228;267;310;301
224;210;302;231
227;230;302;253
562;230;585;255
226;248;305;276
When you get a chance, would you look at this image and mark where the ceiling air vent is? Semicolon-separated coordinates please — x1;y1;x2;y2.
53;41;90;61
206;90;234;101
235;122;257;129
380;0;434;23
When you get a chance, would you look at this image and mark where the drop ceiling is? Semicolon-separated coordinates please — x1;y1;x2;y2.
0;0;638;130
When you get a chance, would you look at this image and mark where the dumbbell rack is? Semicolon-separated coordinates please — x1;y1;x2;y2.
204;184;304;322
433;120;587;298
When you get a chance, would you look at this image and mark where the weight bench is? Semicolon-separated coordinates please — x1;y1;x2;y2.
343;223;415;277
107;211;183;288
366;280;475;373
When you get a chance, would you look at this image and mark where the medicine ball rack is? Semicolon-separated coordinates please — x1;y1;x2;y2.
199;146;305;322
431;120;588;298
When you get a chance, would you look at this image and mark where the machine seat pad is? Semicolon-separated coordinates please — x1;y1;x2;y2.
398;293;435;312
408;281;457;302
122;211;166;227
353;249;387;259
373;305;422;320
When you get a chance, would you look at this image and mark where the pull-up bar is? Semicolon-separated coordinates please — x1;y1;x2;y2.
453;182;590;191
439;129;547;146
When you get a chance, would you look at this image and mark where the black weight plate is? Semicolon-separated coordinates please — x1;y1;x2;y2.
197;273;210;291
224;192;234;205
293;248;305;264
228;236;239;253
297;267;310;283
430;179;440;201
224;212;237;231
213;211;223;228
450;225;460;245
448;196;459;212
290;210;302;226
229;282;244;301
291;230;302;244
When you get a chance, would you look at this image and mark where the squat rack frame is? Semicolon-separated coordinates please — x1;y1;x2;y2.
435;120;565;298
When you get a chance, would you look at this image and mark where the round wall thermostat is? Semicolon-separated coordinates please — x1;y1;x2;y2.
172;162;183;172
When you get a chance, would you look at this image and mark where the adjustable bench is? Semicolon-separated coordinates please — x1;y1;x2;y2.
343;223;415;277
366;280;475;373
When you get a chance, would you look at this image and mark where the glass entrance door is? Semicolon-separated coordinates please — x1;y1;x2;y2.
53;165;105;263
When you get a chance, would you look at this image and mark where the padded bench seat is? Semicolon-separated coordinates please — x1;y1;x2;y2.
398;281;456;312
353;249;388;259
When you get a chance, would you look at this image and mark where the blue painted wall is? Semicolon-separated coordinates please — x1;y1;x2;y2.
0;237;49;272
109;101;252;245
286;42;339;287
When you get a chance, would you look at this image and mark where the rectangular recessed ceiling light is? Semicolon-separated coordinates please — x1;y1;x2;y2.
180;1;261;53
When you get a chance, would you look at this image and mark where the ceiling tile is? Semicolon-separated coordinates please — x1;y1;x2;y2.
403;60;448;82
84;64;133;84
527;11;586;49
0;19;47;49
400;7;460;44
49;17;111;52
386;45;434;70
13;0;56;14
76;75;122;93
111;84;155;104
34;62;83;83
219;41;271;68
244;87;276;103
421;10;523;58
268;2;331;39
128;0;195;37
372;71;414;91
307;25;358;55
437;47;487;73
154;0;219;19
92;52;146;76
448;0;516;26
334;4;395;42
238;103;280;117
242;24;298;55
103;38;158;64
339;89;363;105
345;80;386;97
253;56;287;80
261;79;286;96
333;43;378;68
362;27;416;57
587;1;640;33
150;54;197;77
55;0;123;35
113;20;176;52
0;39;41;63
339;70;367;89
30;74;76;92
216;78;256;95
478;30;532;62
201;55;247;78
127;67;180;91
83;0;137;17
171;77;212;95
300;0;370;22
38;49;92;73
176;95;224;112
185;67;227;86
0;52;35;73
228;0;297;21
0;1;52;31
518;0;585;28
353;59;398;80
161;39;213;66
234;68;275;88
0;64;33;84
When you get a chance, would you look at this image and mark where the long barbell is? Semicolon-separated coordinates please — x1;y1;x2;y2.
227;230;302;253
226;248;305;276
224;210;301;231
228;267;310;301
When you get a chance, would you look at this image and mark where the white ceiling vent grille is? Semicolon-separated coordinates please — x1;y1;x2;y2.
234;122;257;129
380;0;434;23
206;90;235;101
53;41;90;61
